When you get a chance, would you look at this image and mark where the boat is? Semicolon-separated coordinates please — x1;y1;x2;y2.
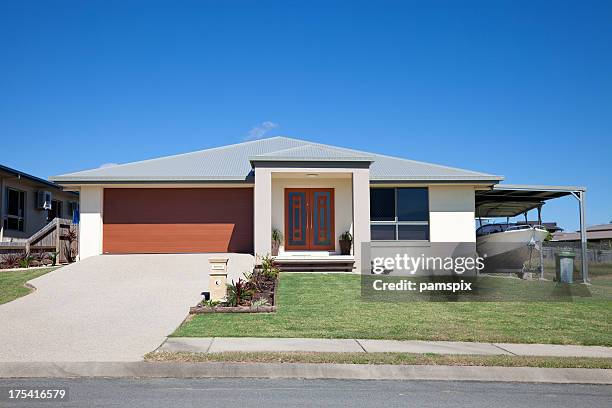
476;223;548;273
476;224;548;257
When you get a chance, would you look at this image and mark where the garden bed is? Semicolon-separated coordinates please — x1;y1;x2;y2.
189;304;276;314
190;256;279;314
0;250;60;270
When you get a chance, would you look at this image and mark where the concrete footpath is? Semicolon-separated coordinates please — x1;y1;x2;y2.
158;337;612;358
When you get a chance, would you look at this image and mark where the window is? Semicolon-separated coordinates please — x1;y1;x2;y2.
370;189;395;221
47;200;63;222
68;201;79;216
4;188;25;231
370;188;429;240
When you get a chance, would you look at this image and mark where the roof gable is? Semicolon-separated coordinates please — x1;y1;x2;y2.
249;144;374;162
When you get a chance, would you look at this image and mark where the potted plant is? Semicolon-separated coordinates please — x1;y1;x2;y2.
339;231;353;255
271;228;283;256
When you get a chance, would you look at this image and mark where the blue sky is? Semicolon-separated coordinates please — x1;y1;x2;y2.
1;0;610;231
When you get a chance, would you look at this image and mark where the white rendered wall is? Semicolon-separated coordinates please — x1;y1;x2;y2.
254;168;272;258
79;186;104;260
352;169;371;271
428;185;476;243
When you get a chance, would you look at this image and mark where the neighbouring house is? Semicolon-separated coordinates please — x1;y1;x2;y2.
552;224;612;247
1;164;79;242
50;137;508;271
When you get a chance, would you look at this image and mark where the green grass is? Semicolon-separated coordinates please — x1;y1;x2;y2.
174;273;612;346
145;351;612;369
0;267;58;304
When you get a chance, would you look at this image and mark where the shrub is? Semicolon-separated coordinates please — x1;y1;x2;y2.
340;231;353;242
49;251;58;266
18;252;33;268
226;278;254;307
199;299;221;308
261;254;280;279
63;226;78;263
251;298;270;308
1;253;21;269
272;228;283;244
31;250;49;267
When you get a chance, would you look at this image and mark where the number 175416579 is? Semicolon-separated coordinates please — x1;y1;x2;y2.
1;387;68;401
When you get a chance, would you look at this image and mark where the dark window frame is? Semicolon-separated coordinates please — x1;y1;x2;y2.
47;199;63;222
4;187;26;232
370;187;429;241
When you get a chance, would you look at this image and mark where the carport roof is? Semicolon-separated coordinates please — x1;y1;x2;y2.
50;136;504;184
475;184;586;217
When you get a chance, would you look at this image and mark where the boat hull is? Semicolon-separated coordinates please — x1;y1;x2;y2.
477;228;548;273
477;228;547;258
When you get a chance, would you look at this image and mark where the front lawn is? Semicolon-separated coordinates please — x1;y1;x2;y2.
174;273;612;346
0;267;58;304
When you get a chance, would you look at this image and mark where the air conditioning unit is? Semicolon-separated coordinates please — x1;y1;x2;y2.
36;191;53;210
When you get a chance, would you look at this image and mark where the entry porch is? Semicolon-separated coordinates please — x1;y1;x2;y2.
253;167;371;272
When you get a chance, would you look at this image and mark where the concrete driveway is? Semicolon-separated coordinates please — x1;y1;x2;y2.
0;254;254;362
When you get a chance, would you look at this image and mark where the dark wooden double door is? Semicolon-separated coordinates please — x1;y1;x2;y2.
285;188;335;250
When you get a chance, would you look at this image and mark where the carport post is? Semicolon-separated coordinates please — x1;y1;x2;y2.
577;190;588;283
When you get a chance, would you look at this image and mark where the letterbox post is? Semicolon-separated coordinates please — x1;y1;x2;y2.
208;258;229;302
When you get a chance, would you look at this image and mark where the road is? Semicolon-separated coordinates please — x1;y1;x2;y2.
0;378;610;407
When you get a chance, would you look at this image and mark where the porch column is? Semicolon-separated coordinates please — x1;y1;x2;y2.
254;167;272;258
79;186;103;260
352;169;370;272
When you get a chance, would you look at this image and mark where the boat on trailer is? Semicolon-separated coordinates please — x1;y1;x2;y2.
476;223;548;258
476;222;548;274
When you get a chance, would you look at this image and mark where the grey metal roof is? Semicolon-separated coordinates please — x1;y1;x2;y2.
475;184;585;218
0;163;78;194
50;136;503;183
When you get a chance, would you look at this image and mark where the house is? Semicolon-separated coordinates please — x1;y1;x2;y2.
552;224;612;247
50;137;504;270
1;164;79;242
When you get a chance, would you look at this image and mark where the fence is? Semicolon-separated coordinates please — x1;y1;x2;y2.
542;243;612;264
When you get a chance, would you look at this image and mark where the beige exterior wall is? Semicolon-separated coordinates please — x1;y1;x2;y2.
1;178;77;241
429;185;476;243
79;186;103;260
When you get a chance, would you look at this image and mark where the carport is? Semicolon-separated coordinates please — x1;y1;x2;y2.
475;184;588;282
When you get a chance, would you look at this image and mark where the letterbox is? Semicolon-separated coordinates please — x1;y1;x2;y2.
208;258;229;301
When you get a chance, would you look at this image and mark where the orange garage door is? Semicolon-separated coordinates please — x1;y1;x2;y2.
103;188;253;254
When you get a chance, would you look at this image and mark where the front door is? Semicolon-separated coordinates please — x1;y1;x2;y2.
285;188;335;250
